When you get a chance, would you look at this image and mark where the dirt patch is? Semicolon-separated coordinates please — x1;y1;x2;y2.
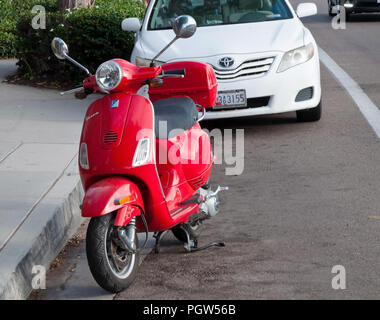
4;72;76;91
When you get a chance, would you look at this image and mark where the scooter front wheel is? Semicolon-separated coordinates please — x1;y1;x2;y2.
86;213;139;293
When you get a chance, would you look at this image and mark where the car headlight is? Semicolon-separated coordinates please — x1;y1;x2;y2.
95;60;123;91
135;57;165;67
277;43;314;73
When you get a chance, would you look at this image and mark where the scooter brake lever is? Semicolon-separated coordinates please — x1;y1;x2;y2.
157;74;184;79
75;88;93;100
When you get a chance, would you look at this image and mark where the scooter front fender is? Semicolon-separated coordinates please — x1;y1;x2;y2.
81;177;144;226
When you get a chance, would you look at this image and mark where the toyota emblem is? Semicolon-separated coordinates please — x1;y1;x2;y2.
219;57;235;68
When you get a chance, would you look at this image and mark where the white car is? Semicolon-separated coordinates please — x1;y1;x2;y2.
124;0;321;122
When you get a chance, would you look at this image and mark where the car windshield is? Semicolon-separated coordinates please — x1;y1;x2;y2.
148;0;293;30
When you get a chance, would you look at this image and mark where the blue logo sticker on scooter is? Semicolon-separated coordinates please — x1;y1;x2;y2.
111;100;119;108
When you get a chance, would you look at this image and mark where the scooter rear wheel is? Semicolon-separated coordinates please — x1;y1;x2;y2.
86;213;139;293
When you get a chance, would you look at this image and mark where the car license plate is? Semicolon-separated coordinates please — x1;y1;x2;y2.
214;90;247;109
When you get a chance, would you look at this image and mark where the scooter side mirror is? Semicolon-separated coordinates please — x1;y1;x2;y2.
51;37;69;60
150;15;197;66
51;37;91;75
173;15;197;39
121;18;141;32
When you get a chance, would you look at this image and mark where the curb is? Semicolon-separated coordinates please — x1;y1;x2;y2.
0;159;84;300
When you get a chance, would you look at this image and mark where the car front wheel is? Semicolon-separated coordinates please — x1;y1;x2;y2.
328;0;335;16
296;100;322;122
345;10;351;21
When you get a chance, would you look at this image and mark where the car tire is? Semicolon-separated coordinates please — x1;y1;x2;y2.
328;0;336;16
296;100;322;122
345;10;351;21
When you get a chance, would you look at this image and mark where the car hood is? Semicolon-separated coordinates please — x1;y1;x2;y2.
140;18;305;61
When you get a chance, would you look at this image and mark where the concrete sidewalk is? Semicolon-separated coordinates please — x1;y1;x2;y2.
0;59;96;299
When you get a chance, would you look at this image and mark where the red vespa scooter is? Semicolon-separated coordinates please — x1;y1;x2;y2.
51;16;228;293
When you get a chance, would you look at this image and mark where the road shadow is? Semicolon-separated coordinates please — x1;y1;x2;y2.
0;59;18;81
347;13;380;22
40;285;112;300
299;13;332;24
202;114;297;131
296;12;380;24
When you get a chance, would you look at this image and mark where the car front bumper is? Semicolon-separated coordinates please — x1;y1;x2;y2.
203;51;321;120
340;0;380;12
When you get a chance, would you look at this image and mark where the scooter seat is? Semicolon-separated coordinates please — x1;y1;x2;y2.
152;97;199;139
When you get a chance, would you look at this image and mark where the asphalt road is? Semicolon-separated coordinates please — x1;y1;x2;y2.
33;1;380;299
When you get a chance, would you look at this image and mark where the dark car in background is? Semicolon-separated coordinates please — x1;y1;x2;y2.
328;0;380;19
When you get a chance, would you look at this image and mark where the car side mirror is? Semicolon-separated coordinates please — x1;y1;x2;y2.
296;3;317;18
121;18;141;32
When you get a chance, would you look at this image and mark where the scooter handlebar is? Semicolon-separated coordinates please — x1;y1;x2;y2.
60;86;84;96
163;69;186;76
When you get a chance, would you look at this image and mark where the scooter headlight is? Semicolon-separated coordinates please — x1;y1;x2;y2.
95;60;123;91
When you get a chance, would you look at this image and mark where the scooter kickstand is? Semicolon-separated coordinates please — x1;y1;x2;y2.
153;230;168;254
181;225;197;252
181;225;225;253
189;241;226;252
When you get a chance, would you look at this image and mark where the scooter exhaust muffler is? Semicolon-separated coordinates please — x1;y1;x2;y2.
200;185;229;218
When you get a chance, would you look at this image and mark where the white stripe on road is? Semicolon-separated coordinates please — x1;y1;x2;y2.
318;47;380;139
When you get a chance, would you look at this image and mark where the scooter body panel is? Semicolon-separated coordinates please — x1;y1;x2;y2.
81;176;143;227
51;24;223;293
79;91;212;231
156;123;212;214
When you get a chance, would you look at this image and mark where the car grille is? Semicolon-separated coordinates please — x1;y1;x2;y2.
213;57;275;81
247;96;271;108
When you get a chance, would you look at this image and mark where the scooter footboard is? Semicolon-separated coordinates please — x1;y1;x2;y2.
81;177;144;226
